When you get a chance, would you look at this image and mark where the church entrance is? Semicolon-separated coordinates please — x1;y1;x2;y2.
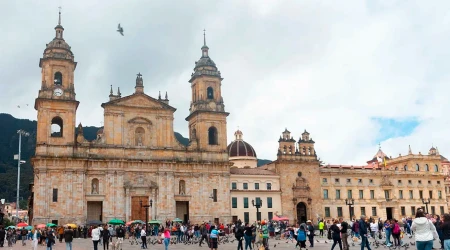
131;196;148;221
386;207;393;220
176;201;189;223
296;202;307;224
87;201;103;221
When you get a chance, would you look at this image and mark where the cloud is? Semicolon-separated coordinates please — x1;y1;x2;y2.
1;0;449;165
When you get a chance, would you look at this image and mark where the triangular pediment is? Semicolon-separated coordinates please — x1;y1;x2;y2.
101;93;176;111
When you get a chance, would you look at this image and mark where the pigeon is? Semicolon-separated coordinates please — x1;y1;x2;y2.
325;241;328;244
316;240;319;243
274;244;276;248
117;23;124;36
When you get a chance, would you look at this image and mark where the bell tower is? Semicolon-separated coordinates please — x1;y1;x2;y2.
35;8;79;147
186;30;229;151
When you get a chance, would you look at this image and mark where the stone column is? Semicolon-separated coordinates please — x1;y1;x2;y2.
125;187;130;222
151;189;157;220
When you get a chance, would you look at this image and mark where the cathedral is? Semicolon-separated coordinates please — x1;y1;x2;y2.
29;12;450;226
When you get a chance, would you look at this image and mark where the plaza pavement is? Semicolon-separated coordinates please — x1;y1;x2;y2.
10;234;440;250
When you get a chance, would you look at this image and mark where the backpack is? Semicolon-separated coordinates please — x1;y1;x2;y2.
393;224;400;234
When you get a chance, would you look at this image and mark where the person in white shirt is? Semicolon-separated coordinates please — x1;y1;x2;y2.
141;226;148;249
91;226;101;250
369;219;378;238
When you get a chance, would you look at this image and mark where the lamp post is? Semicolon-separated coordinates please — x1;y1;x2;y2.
15;130;29;221
252;199;263;222
345;198;354;219
422;198;430;214
140;199;153;234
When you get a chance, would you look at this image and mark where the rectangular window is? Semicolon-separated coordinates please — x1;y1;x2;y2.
369;179;373;184
268;212;273;221
361;207;366;216
266;183;272;190
441;206;445;215
401;206;406;216
337;207;343;217
232;197;237;208
231;182;237;190
213;189;217;202
439;191;442;199
408;180;412;184
370;190;374;199
335;178;340;183
398;180;402;184
243;183;248;190
428;180;431;184
244;212;249;223
429;191;433;199
399;190;403;199
323;189;329;199
384;190;390;199
336;190;341;199
347;178;351;183
256;197;261;206
372;207;377;216
255;183;260;190
323;178;328;183
52;188;58;202
409;190;413;199
419;180;422;184
431;206;436;215
358;179;362;183
347;190;352;199
419;190;423;199
267;197;273;208
411;206;416;216
438;181;441;184
243;197;249;208
359;190;364;199
325;207;330;217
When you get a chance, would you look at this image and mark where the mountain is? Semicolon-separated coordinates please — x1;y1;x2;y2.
0;113;273;204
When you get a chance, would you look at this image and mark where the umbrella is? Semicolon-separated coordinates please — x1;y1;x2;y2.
5;226;15;230
125;221;133;226
173;218;183;222
17;222;28;227
149;220;161;224
87;220;103;226
25;226;33;230
271;216;289;221
46;223;57;227
36;224;46;229
133;220;145;224
65;223;77;228
108;219;124;225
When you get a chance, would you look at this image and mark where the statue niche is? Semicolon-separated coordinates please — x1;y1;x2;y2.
135;127;145;146
91;178;99;194
179;180;186;195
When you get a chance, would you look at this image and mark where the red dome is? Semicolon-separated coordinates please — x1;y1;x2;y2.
227;130;257;157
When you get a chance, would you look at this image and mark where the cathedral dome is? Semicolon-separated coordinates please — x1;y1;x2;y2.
227;130;257;158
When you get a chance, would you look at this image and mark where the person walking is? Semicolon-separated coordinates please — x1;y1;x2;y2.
369;219;378;239
64;226;74;250
141;225;148;249
116;225;125;250
441;214;450;250
340;218;349;250
92;225;101;250
209;225;219;250
307;220;315;248
359;216;371;250
163;228;171;250
319;220;325;238
32;227;39;250
235;224;244;250
46;229;55;250
330;219;342;250
296;223;307;250
102;225;111;250
391;219;401;247
411;210;438;250
243;223;254;250
199;224;209;247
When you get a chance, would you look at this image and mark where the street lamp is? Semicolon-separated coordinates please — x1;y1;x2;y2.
422;198;430;214
345;198;354;219
252;199;263;222
15;130;29;221
140;199;153;234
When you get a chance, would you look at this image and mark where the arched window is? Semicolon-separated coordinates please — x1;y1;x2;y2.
415;164;420;171
395;166;398;171
51;116;63;137
288;145;292;154
135;127;145;146
434;164;439;172
54;72;62;85
207;87;214;99
308;147;311;155
425;164;429;171
283;145;287;154
208;126;218;145
91;178;99;194
404;165;408;171
302;147;306;155
179;180;186;195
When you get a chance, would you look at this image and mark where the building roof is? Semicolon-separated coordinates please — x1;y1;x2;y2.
227;130;257;158
230;167;276;176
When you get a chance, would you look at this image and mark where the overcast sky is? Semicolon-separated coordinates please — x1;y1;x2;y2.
1;0;449;165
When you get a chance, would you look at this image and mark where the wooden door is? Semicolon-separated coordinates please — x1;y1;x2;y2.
131;196;148;221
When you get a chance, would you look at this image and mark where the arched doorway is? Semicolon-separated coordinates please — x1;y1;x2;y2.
296;202;307;224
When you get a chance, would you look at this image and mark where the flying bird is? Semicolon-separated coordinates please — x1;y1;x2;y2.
17;105;20;108
117;23;124;36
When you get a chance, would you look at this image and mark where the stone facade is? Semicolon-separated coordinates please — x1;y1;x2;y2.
31;15;231;225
